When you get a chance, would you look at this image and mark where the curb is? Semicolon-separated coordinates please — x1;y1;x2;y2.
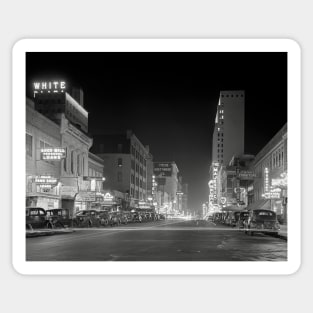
26;229;75;238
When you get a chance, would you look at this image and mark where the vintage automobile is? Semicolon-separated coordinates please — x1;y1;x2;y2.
72;209;102;227
237;211;250;229
131;212;142;223
98;211;110;226
108;212;121;226
26;207;52;229
244;209;280;236
46;208;73;228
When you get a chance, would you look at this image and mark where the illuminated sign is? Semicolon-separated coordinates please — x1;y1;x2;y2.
238;171;256;179
40;147;66;160
154;162;172;177
264;168;269;193
35;175;58;188
264;192;281;199
220;197;226;205
272;177;287;187
33;81;66;96
176;192;184;195
103;192;114;200
76;191;96;202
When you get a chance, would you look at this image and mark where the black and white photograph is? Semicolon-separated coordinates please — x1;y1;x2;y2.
12;39;300;274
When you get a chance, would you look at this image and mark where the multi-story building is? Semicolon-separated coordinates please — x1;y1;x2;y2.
209;90;245;212
26;98;62;210
248;124;287;222
211;90;245;166
28;81;93;215
91;130;151;209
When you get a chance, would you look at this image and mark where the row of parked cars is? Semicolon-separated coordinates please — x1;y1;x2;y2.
26;207;166;230
209;209;281;236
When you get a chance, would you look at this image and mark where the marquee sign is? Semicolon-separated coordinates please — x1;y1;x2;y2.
33;81;66;96
35;175;58;189
40;147;66;160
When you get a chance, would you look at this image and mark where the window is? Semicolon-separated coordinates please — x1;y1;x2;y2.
63;156;67;172
117;144;123;152
77;155;80;175
117;158;123;167
82;157;85;175
117;172;122;183
131;160;135;169
71;150;74;174
26;133;33;157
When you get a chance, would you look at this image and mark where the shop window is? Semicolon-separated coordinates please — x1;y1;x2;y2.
26;133;33;157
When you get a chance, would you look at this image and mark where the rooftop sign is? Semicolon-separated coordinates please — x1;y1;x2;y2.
33;81;66;96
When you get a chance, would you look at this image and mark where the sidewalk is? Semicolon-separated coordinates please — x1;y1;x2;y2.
278;224;287;240
26;228;75;238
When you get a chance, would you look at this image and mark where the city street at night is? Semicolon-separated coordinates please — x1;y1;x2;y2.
26;219;287;261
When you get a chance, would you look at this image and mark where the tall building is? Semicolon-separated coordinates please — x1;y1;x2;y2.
91;130;152;209
209;90;245;212
211;90;245;166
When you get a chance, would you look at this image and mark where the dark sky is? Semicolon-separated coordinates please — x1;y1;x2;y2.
26;52;287;211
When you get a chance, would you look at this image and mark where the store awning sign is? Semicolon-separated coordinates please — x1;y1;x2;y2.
35;175;58;188
40;147;66;160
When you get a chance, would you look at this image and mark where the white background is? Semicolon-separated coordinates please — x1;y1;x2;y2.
1;1;310;312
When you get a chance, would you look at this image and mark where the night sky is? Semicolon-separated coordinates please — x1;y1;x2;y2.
26;52;287;211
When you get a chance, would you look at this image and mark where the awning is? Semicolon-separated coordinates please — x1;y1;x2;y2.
246;199;271;211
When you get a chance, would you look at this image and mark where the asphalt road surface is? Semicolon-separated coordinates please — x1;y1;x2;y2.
26;219;287;261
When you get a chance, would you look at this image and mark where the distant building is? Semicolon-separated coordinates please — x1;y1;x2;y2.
211;90;245;166
91;130;152;209
153;161;179;215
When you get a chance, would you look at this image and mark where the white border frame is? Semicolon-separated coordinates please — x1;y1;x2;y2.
12;39;301;275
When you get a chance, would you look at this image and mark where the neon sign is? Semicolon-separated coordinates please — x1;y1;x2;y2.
33;81;66;96
40;147;66;160
35;175;58;189
264;167;269;193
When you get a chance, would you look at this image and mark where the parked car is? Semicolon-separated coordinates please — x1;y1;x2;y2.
108;212;121;226
132;212;142;223
159;214;166;220
118;212;129;225
98;211;110;226
237;211;250;229
73;210;101;227
46;208;72;228
244;209;280;236
26;207;52;229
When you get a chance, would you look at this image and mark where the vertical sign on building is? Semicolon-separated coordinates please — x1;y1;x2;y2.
264;167;269;193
